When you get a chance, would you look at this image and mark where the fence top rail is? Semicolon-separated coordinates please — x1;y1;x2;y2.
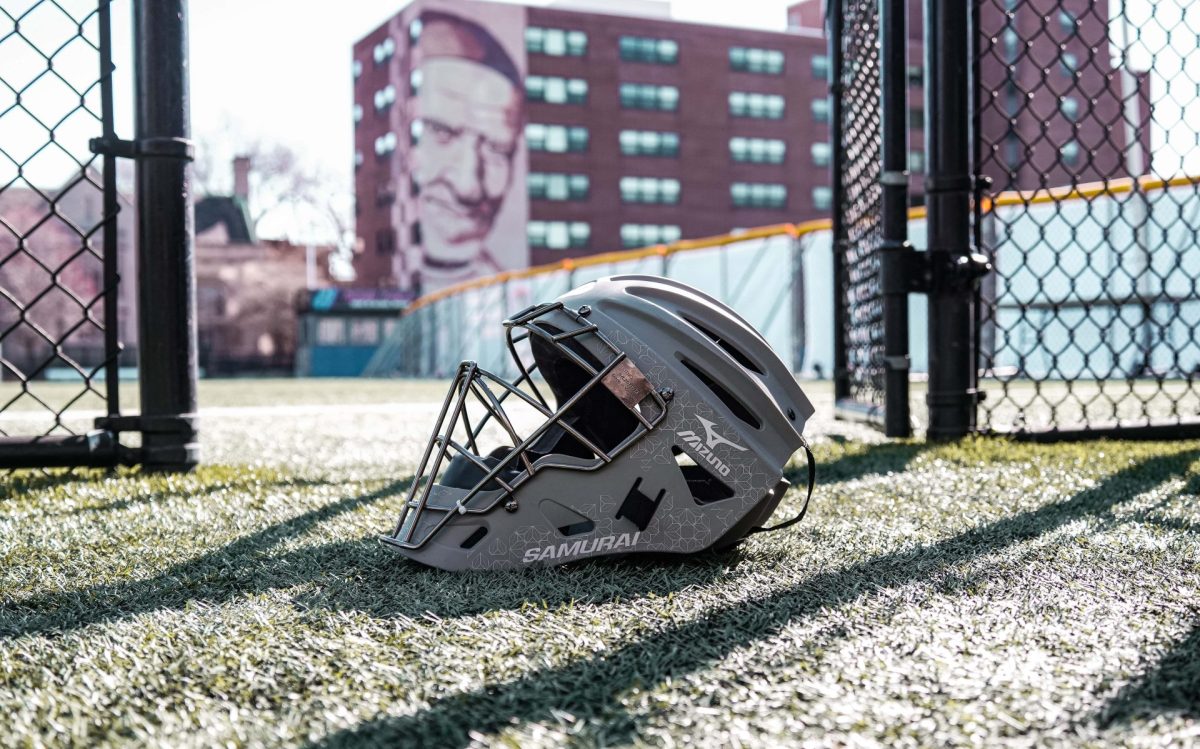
985;173;1200;211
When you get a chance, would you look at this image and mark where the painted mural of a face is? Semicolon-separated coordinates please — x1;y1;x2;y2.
410;12;523;279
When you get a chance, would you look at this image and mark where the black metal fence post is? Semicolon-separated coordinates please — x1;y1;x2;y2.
134;0;199;470
878;0;912;437
924;0;985;439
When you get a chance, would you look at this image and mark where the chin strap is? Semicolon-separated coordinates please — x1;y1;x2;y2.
749;435;816;535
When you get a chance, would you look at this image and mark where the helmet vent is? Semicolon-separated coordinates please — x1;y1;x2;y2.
615;477;666;532
671;446;735;504
540;499;597;537
681;315;764;375
460;526;489;549
679;358;762;430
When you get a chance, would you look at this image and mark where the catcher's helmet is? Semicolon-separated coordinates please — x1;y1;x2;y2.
382;275;816;570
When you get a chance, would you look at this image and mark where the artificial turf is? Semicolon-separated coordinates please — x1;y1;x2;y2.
1;379;1198;747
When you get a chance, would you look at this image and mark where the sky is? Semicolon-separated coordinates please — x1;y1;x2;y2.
185;0;799;197
3;0;1195;240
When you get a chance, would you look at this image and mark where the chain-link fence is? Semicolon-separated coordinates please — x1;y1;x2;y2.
0;0;126;445
830;0;887;425
0;0;198;469
975;0;1200;436
364;225;834;381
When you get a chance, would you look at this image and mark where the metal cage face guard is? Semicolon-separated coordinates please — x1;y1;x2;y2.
383;301;669;551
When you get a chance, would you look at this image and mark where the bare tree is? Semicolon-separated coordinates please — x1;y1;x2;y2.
192;129;355;279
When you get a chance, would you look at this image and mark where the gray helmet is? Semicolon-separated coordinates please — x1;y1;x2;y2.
382;275;816;570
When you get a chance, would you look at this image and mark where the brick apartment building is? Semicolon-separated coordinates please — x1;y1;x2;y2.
351;0;1144;293
352;0;874;293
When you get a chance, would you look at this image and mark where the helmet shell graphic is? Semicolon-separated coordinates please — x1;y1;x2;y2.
382;275;815;570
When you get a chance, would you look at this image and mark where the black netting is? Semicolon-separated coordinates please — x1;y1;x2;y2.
0;0;123;439
836;0;886;415
975;0;1200;433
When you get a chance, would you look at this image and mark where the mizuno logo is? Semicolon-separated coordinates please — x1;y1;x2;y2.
523;532;641;563
696;416;747;452
676;417;746;477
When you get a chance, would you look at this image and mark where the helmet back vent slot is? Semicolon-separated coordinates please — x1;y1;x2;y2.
681;315;764;375
679;358;762;430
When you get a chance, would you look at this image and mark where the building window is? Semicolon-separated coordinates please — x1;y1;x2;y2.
1061;52;1079;77
526;123;589;153
374;132;397;156
375;185;396;207
910;108;925;129
730;136;786;164
811;98;830;123
732;182;788;209
619;35;679;64
373;84;396;112
526;26;588;57
354;150;363;169
812;54;829;80
1058;10;1077;36
619;129;680;157
1061;96;1080;121
352;60;362;79
729;91;785;119
909;151;925;171
1061;140;1081;167
409;18;422;44
529;172;590;201
526;75;588;104
353;104;363;123
529;221;590;249
317;318;346;345
811;142;832;167
620;224;682;248
620;176;681;204
730;46;784;75
373;37;395;65
409;119;423;145
349;319;380;345
410;69;423;96
375;228;396;256
620;83;679;111
907;65;923;86
812;186;833;211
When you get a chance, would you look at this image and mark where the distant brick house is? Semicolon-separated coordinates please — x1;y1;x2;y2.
194;161;334;375
0;170;137;380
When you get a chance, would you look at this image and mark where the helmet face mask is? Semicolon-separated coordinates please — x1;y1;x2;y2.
385;300;669;554
383;276;816;571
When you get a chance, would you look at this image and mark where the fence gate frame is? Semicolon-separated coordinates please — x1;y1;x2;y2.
834;0;1200;442
0;0;198;471
829;0;916;438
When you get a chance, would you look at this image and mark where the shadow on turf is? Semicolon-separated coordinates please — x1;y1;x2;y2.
0;478;742;637
0;437;934;636
1097;621;1200;728
0;479;412;638
310;447;1200;748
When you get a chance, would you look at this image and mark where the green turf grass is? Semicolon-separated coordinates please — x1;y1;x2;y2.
1;380;1198;746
